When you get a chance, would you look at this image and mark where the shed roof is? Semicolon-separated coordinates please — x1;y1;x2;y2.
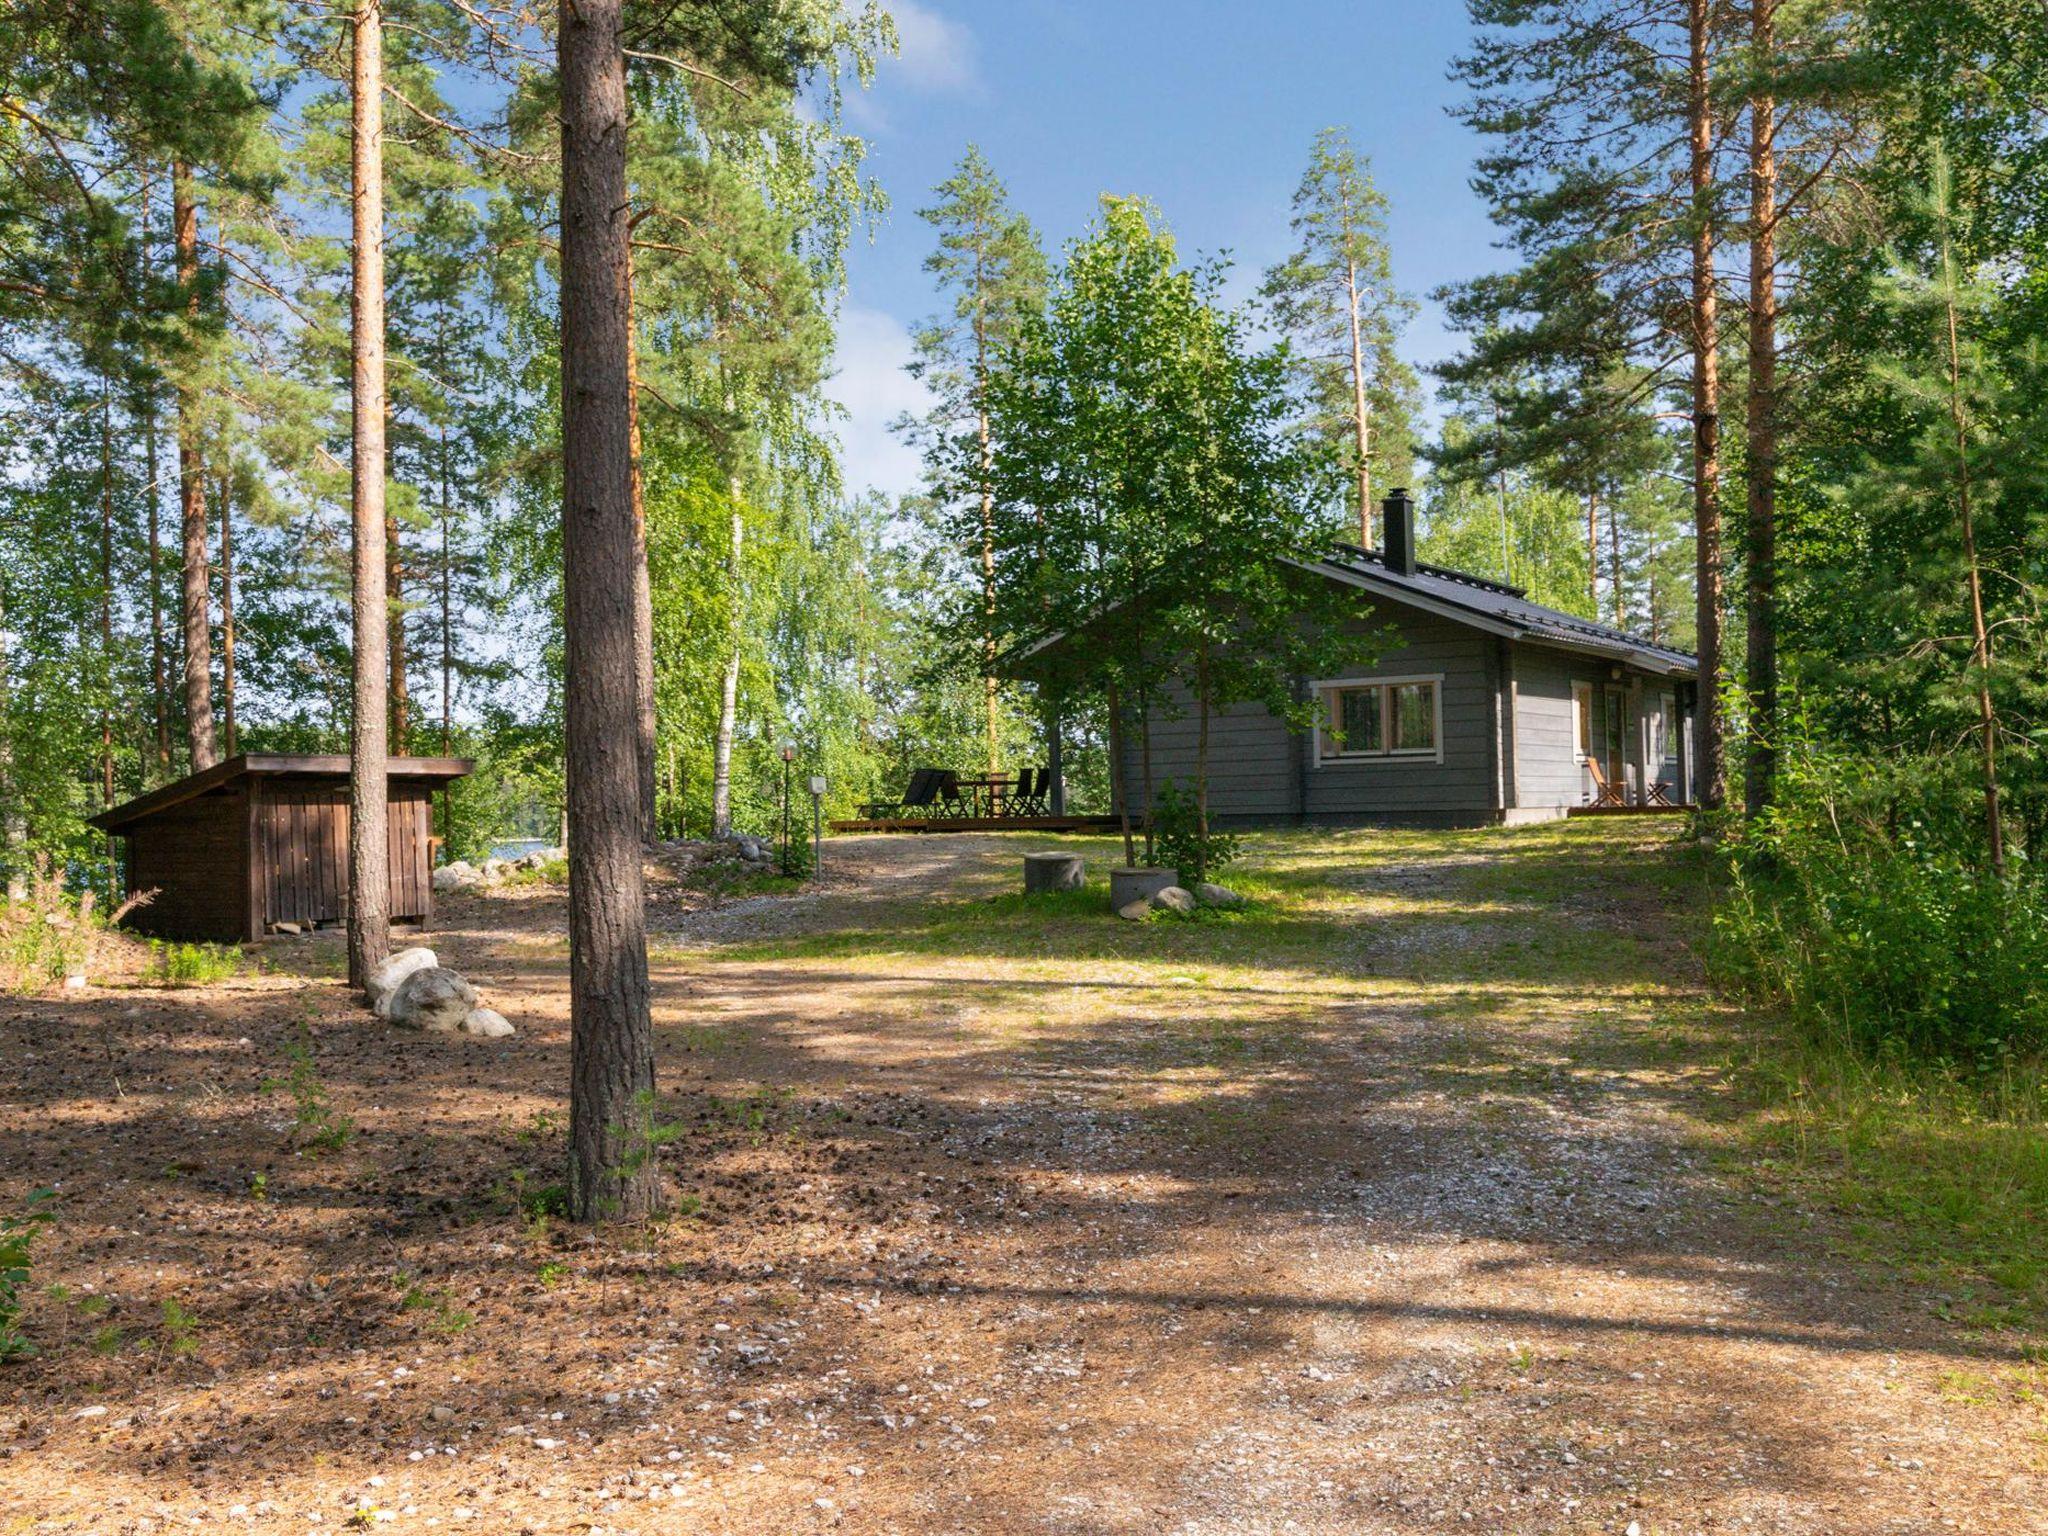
1291;544;1699;677
90;754;473;833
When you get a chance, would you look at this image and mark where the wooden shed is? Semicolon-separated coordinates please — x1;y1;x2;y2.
89;754;473;943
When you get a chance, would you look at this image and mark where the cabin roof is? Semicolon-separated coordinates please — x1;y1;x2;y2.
1292;544;1700;677
90;754;474;833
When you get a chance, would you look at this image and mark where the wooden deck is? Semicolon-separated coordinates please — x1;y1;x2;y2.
1566;803;1696;817
830;815;1125;835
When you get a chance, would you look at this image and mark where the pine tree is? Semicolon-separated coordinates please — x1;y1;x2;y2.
904;146;1046;776
1260;128;1419;547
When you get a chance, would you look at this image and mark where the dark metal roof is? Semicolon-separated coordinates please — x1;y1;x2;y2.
90;754;474;832
1297;545;1699;677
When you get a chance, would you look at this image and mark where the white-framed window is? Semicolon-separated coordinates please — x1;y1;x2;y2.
1572;681;1594;763
1312;674;1444;765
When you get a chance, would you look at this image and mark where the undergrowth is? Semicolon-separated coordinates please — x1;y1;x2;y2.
147;939;241;987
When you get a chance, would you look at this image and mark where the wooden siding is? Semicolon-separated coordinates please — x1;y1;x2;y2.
252;778;435;930
126;788;250;942
1122;603;1689;826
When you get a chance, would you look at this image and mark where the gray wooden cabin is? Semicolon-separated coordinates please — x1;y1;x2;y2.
1111;494;1698;828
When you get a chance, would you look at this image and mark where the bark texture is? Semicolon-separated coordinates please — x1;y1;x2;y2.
172;160;215;773
219;470;236;758
624;252;658;840
1743;3;1779;818
347;0;391;990
711;487;743;838
560;0;662;1221
1687;0;1726;810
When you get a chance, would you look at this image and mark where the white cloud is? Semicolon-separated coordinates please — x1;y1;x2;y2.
886;1;979;95
824;305;932;503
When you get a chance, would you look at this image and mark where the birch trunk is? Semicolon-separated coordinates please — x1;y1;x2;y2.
559;0;661;1221
347;0;392;987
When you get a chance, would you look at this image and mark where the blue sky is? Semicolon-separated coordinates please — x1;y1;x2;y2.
825;0;1502;502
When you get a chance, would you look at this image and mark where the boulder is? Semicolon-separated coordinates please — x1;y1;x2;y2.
481;857;511;882
367;946;440;1016
432;861;476;893
1152;885;1197;915
1194;882;1245;909
517;847;563;870
388;966;480;1033
460;1007;515;1039
1116;898;1153;923
1109;867;1179;911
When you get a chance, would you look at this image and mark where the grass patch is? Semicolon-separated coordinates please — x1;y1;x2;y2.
1735;1026;2048;1336
147;939;242;987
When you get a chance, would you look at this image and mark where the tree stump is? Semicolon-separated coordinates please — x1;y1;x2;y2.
1109;867;1179;910
1023;852;1086;894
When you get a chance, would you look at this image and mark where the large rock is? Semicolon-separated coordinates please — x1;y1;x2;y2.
1195;882;1245;909
432;861;477;894
388;966;480;1032
516;847;563;870
460;1007;515;1039
367;946;440;1016
1152;885;1197;915
1109;867;1179;912
1116;898;1153;923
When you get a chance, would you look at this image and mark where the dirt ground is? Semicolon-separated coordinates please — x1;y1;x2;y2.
2;824;2040;1534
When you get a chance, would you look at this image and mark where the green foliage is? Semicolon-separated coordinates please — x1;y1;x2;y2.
157;1298;199;1360
0;861;139;993
262;1027;354;1154
1152;782;1241;887
0;1189;57;1363
146;939;240;987
1713;739;2048;1066
778;826;816;880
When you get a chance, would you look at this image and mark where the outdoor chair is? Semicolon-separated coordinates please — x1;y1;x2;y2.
1010;767;1052;816
1583;757;1629;809
858;767;941;820
930;770;967;818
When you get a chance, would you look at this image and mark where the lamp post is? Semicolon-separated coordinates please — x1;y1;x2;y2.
808;774;826;877
779;741;796;870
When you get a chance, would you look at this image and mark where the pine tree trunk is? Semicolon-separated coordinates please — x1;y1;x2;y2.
560;0;661;1222
0;583;22;901
1609;492;1624;628
439;420;455;844
1687;0;1726;811
347;0;392;989
1940;232;2005;874
1743;3;1780;819
1194;640;1212;883
625;255;658;841
1347;255;1373;545
219;469;236;758
172;160;215;773
140;169;170;782
1585;489;1599;615
99;386;117;884
979;406;999;778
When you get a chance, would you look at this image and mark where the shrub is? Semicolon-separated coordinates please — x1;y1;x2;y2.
1713;743;2048;1068
0;861;147;993
0;1189;57;1362
1151;781;1240;886
778;829;816;881
147;940;241;987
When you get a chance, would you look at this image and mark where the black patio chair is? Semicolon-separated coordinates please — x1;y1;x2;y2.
930;769;967;818
859;767;941;820
1010;767;1052;816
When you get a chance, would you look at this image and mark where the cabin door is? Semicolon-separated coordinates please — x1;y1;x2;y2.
1603;686;1628;800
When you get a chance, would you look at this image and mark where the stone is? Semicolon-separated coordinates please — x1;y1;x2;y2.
1152;885;1197;914
1194;882;1245;908
387;966;480;1033
1023;852;1086;894
460;1007;515;1040
272;921;303;936
517;847;564;870
481;857;511;881
366;946;440;1017
432;861;476;893
1108;866;1179;911
1116;898;1153;922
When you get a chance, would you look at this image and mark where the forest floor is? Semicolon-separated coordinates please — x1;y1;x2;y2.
2;822;2043;1534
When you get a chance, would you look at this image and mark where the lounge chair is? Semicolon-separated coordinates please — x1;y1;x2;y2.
859;768;942;820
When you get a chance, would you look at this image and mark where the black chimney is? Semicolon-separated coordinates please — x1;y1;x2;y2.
1382;489;1417;576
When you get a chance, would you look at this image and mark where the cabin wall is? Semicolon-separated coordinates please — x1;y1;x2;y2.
125;788;250;942
252;778;436;930
1512;646;1687;810
1124;599;1503;828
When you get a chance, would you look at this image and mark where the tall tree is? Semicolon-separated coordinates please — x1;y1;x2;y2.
559;0;660;1221
904;146;1046;776
347;0;391;990
1260;128;1419;547
171;159;216;772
